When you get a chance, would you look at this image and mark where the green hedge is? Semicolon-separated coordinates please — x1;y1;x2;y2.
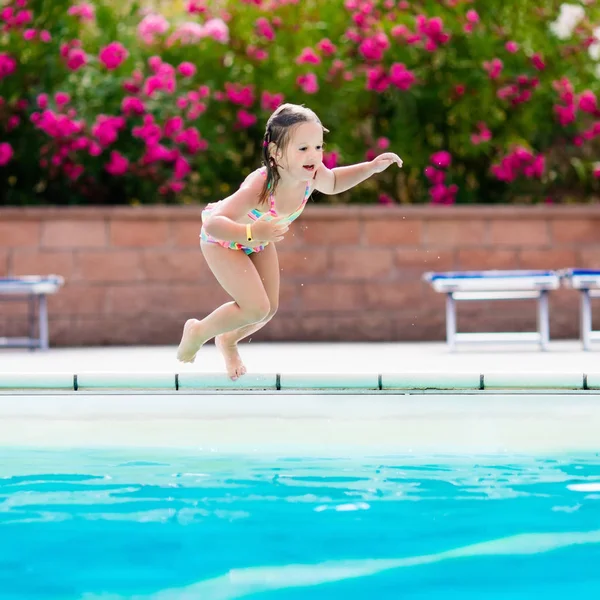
1;0;600;205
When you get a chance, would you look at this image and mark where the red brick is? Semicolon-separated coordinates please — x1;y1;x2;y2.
11;250;74;278
425;220;487;246
0;221;41;247
140;249;209;281
0;250;8;276
76;251;142;282
364;219;422;245
456;248;518;270
395;247;455;271
299;220;360;245
105;284;176;315
277;281;298;313
551;219;600;244
332;312;398;341
278;248;329;278
300;282;366;311
170;282;230;314
42;220;107;248
48;284;107;315
578;246;600;267
489;219;549;247
173;221;202;247
110;220;170;247
364;282;424;309
330;248;395;280
519;248;577;270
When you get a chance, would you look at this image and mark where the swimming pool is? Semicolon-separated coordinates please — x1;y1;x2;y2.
2;391;600;599
2;448;600;599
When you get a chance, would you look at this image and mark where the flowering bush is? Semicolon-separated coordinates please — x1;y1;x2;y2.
1;0;600;205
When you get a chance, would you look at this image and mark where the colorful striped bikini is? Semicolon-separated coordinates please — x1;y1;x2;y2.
200;168;312;255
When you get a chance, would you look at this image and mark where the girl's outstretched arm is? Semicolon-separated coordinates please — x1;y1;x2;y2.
314;152;403;195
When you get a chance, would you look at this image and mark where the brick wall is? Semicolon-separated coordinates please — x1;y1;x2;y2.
1;205;599;346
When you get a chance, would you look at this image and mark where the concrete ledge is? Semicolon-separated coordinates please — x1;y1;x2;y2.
483;372;584;390
382;372;481;390
76;372;176;390
0;371;596;393
178;373;277;390
0;373;74;390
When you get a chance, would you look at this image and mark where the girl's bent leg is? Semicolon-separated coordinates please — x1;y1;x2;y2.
215;243;280;378
176;242;271;364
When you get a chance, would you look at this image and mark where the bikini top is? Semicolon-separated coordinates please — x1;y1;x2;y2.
247;168;312;224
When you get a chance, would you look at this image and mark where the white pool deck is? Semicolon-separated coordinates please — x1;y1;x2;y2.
1;341;600;454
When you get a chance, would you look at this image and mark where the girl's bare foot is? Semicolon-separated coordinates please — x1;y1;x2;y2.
176;319;206;363
215;334;247;380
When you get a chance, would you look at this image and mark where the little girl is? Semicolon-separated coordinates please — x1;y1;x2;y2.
177;103;402;378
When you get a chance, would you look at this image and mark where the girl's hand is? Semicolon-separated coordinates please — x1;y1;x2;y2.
369;152;403;173
251;213;289;243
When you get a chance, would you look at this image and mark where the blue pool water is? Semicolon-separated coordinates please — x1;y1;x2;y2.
1;449;600;599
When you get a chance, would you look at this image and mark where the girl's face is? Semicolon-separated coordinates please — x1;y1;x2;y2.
276;121;324;182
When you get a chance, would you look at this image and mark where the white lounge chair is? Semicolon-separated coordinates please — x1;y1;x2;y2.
0;275;65;350
423;270;560;351
561;269;600;351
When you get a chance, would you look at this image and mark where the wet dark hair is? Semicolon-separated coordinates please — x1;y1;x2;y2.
259;103;328;205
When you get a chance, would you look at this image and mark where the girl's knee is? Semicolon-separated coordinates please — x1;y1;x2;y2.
241;298;271;324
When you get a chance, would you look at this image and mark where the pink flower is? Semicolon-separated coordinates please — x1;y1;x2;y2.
67;3;95;21
431;151;452;168
55;92;71;106
105;151;129;176
366;66;390;92
296;47;321;65
99;42;128;70
66;48;87;71
121;96;145;116
466;9;479;23
554;104;576;126
317;38;337;56
323;151;339;169
92;115;125;147
505;41;519;53
471;122;492;145
138;14;169;44
23;29;36;40
175;127;208;154
297;73;319;94
378;193;394;205
247;45;269;61
177;61;196;77
389;63;416;90
531;53;545;71
255;17;275;41
483;58;503;80
164;116;184;137
376;137;390;150
236;109;257;128
391;24;409;39
579;90;598;114
40;30;51;42
203;18;229;43
174;156;191;179
358;33;390;61
0;142;14;166
225;83;255;107
37;94;48;109
0;53;17;80
187;0;207;14
167;22;204;46
261;91;284;111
